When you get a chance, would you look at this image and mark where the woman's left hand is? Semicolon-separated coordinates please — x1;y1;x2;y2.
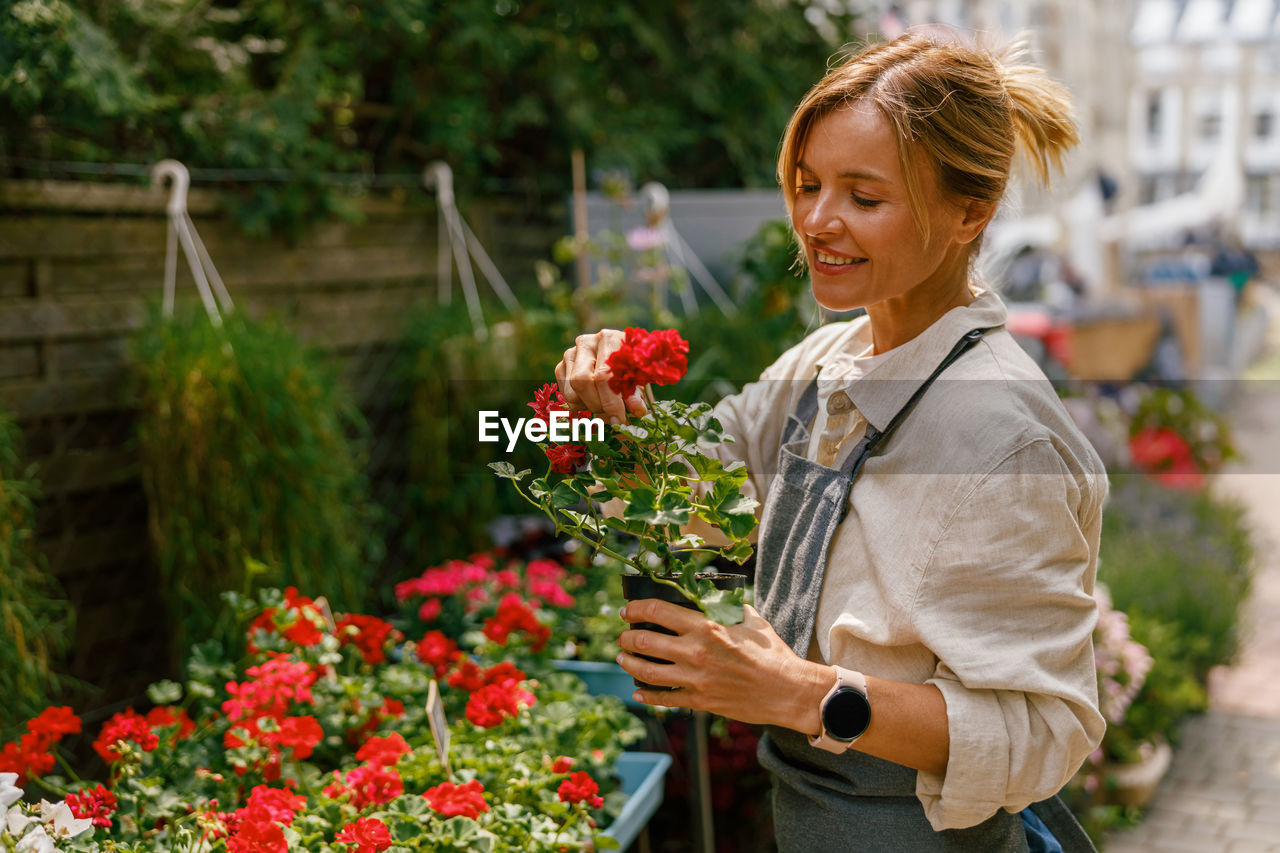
616;599;829;731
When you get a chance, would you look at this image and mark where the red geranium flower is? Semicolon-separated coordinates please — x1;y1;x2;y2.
65;784;118;829
528;382;567;423
355;732;411;768
605;327;689;398
336;613;401;665
544;442;590;474
241;785;306;825
465;680;536;729
145;705;196;742
93;709;159;765
416;630;462;676
226;814;288;853
423;779;489;819
27;706;82;741
558;770;604;808
345;764;403;809
481;593;551;651
335;816;393;853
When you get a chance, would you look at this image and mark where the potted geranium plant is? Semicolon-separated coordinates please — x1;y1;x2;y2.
490;328;757;633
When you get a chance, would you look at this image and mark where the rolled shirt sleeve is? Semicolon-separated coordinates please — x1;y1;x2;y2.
911;438;1107;830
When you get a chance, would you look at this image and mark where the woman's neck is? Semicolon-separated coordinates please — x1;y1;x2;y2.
865;269;977;354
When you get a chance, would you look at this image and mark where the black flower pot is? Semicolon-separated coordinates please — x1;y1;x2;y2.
620;572;746;691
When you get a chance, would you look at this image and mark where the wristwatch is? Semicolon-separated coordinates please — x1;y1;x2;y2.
809;666;871;754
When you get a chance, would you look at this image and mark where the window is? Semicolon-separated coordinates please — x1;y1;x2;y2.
1256;110;1274;140
1146;92;1163;140
1200;111;1222;141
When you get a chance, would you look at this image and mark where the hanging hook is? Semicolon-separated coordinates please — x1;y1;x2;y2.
151;159;190;219
150;158;233;326
422;161;522;339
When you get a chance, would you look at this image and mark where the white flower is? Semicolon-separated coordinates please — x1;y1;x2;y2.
38;799;93;839
15;824;54;853
0;773;22;809
6;805;32;837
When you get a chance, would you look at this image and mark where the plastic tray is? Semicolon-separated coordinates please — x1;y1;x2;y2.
604;751;673;849
551;659;641;707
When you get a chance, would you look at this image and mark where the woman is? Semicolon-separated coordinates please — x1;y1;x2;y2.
557;31;1106;852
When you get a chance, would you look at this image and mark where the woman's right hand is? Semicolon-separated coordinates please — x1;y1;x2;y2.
555;330;649;425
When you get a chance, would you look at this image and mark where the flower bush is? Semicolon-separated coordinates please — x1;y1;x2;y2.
2;573;646;852
492;328;759;624
1126;386;1236;491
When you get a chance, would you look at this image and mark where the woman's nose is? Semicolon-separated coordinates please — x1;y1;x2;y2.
800;192;840;237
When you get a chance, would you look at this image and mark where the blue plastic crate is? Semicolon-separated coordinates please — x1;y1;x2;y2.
551;659;641;708
604;752;673;850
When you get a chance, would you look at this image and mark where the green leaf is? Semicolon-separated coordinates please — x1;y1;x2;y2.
622;487;658;523
487;461;530;481
670;532;706;550
722;539;754;564
549;481;581;508
614;423;650;440
146;679;183;705
560;509;604;535
699;585;746;626
720;493;759;517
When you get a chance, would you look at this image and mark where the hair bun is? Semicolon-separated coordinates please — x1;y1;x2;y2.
993;38;1079;187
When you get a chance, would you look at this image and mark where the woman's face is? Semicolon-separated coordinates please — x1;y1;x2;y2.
791;102;975;314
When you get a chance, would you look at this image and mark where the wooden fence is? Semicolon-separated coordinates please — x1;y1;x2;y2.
0;179;564;712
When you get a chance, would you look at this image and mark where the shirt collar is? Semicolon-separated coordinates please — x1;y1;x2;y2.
827;290;1007;431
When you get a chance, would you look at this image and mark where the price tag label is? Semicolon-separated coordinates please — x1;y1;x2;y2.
313;596;338;633
426;680;453;781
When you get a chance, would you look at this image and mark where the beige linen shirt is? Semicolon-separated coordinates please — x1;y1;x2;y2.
701;290;1107;831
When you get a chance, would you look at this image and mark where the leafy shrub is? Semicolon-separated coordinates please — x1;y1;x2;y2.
132;304;381;663
3;1;865;234
0;413;74;731
1099;474;1253;679
402;300;573;567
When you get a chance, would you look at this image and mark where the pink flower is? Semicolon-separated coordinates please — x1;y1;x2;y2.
626;226;664;251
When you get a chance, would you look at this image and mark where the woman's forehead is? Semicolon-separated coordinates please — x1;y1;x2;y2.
798;103;901;180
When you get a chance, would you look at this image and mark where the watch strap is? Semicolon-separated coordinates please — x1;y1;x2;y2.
809;666;868;754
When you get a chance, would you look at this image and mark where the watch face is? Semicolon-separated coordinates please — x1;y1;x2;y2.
823;687;871;741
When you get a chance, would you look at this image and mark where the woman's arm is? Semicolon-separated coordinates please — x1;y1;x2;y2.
615;600;950;775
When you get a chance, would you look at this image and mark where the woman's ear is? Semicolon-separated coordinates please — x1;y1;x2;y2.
955;198;997;245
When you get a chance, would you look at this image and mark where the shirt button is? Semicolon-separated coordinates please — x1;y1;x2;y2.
827;392;852;414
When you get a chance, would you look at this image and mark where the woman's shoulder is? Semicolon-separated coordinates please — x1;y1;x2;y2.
922;328;1106;486
758;316;871;381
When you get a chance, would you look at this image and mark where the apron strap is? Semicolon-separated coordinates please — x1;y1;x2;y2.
781;378;821;445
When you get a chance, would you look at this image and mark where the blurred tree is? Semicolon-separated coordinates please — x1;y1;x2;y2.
0;0;868;233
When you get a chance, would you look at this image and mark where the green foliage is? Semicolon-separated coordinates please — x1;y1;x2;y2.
131;303;382;663
494;389;759;622
402;300;573;567
1129;385;1237;473
1104;612;1208;763
0;413;74;731
1099;475;1254;680
2;1;866;234
674;219;821;402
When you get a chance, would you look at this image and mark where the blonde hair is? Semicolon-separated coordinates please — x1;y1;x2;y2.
777;31;1078;249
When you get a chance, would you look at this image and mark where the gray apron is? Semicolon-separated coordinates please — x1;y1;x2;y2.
753;328;1096;853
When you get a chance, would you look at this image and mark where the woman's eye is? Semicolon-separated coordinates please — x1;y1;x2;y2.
798;184;819;194
852;194;882;208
